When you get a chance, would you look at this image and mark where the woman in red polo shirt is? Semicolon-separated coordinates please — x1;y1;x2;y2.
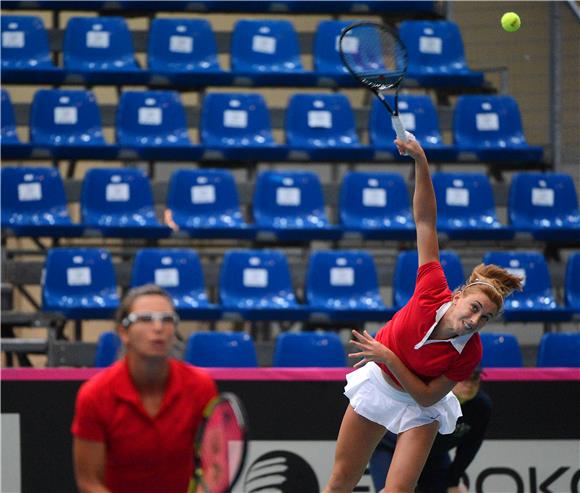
323;137;522;493
72;284;218;493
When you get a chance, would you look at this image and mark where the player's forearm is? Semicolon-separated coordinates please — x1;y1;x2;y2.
412;152;437;226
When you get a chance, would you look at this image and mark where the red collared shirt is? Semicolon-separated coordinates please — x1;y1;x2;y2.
71;358;218;493
376;261;482;386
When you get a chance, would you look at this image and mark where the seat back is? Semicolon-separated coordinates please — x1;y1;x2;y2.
273;332;346;367
148;18;220;71
94;331;122;367
1;89;20;143
1;167;72;226
313;20;351;74
166;169;245;228
1;15;53;68
131;249;210;308
565;253;580;310
253;170;330;228
81;168;158;227
305;251;384;309
184;332;258;367
537;333;580;367
369;95;444;148
339;171;413;228
30;89;105;145
482;251;557;310
64;16;138;70
453;95;528;149
231;19;303;72
219;250;297;308
200;92;275;147
42;248;119;311
508;172;580;228
393;250;465;308
480;333;523;367
116;90;190;146
286;93;360;147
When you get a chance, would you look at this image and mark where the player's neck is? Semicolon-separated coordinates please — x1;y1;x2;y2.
127;353;170;393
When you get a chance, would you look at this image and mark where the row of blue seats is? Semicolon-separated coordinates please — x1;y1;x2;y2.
94;330;580;368
3;167;578;242
1;17;481;89
41;247;580;323
1;89;543;163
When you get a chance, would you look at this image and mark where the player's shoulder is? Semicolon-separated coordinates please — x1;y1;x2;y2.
77;360;125;399
464;333;483;359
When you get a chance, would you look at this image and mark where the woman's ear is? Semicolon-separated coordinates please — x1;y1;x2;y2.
452;291;462;305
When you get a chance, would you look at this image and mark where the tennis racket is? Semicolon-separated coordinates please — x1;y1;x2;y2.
191;392;248;493
339;22;409;142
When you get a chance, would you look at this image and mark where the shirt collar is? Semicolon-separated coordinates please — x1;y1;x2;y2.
414;301;474;353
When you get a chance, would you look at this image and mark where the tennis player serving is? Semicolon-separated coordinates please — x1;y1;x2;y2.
322;137;522;493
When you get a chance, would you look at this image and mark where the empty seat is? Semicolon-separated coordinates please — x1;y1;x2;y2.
432;172;514;240
483;251;573;322
252;170;341;241
130;248;221;320
1;166;83;237
369;95;457;161
536;333;580;367
480;333;523;368
508;172;580;242
42;248;119;319
1;89;20;144
339;171;415;240
393;250;465;309
94;331;121;367
313;20;354;83
273;331;346;367
565;253;580;313
285;93;373;161
184;332;258;367
305;250;394;322
453;95;543;163
81;168;171;238
219;250;308;321
398;20;484;88
166;169;254;239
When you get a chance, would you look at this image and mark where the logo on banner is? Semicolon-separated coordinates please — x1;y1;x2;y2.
243;450;320;493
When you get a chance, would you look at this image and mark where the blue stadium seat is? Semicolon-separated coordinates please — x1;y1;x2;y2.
508;173;580;242
453;95;543;163
253;170;341;241
273;331;346;367
116;90;200;160
42;248;120;319
200;92;286;161
480;333;523;368
63;16;146;84
339;171;415;240
565;253;580;314
219;250;309;321
81;168;171;238
1;89;20;144
305;251;394;322
184;332;258;367
537;333;580;367
0;15;63;83
130;249;221;320
393;250;465;309
313;20;357;86
483;251;573;322
398;20;484;88
369;95;458;161
166;169;255;239
148;18;229;86
432;172;515;240
1;167;83;237
286;93;373;161
94;331;121;367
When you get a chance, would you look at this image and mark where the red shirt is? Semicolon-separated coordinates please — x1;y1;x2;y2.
376;261;482;386
71;358;218;493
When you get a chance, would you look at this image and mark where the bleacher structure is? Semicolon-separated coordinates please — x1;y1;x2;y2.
1;1;579;369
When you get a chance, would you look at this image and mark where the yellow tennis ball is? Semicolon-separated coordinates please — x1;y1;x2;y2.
501;12;521;32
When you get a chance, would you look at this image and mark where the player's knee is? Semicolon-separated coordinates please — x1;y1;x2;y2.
326;466;359;492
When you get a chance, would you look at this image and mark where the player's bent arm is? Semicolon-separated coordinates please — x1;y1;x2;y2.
73;437;112;493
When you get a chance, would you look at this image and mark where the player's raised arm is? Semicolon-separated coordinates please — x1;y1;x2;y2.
395;138;439;267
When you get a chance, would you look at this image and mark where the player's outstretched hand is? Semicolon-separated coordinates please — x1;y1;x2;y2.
394;134;426;161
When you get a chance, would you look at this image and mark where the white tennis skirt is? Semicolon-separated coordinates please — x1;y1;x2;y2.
344;362;461;435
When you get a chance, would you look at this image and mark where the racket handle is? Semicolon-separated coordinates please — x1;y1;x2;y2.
391;115;407;142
